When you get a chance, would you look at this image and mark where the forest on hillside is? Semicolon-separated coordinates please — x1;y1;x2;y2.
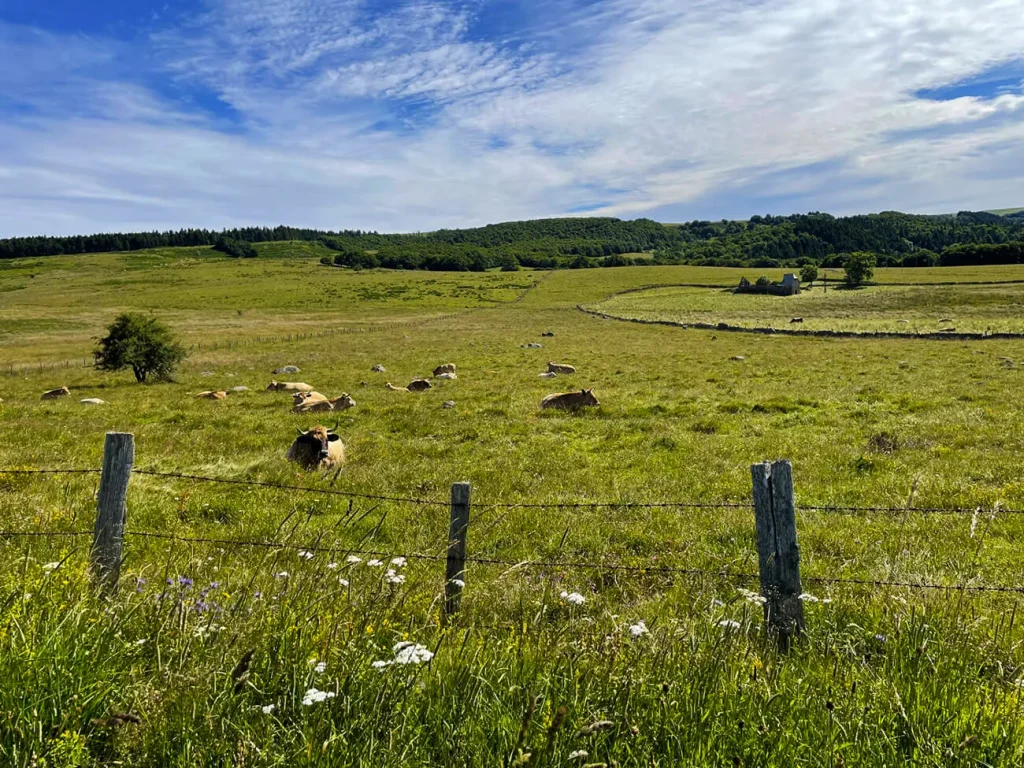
2;211;1023;271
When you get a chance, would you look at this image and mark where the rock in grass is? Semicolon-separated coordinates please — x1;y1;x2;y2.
442;400;456;409
521;342;543;349
229;386;249;392
80;398;106;405
371;364;386;373
274;365;301;374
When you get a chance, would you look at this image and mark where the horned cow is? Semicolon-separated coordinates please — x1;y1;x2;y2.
433;363;456;376
196;391;228;400
286;424;345;470
267;381;315;392
547;362;576;375
292;391;327;406
41;386;71;400
540;389;600;411
407;379;432;392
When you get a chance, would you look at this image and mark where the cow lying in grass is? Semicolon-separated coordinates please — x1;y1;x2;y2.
267;381;314;392
541;389;600;411
286;424;345;470
41;386;71;400
293;393;356;413
547;362;576;374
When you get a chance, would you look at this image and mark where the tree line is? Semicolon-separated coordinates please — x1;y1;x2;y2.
2;211;1023;271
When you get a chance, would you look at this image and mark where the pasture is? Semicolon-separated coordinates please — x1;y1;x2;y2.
3;247;1024;765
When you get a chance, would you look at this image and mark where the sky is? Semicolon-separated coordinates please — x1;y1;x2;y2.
2;0;1024;237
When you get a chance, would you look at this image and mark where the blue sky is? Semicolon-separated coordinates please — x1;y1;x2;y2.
2;0;1024;236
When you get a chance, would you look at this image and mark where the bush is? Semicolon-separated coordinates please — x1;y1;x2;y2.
95;313;187;383
800;264;819;284
755;275;771;287
844;252;876;286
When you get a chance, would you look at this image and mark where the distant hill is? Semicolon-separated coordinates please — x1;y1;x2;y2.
2;210;1023;270
985;207;1024;216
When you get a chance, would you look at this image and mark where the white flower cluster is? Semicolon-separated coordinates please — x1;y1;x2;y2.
373;641;435;669
628;621;648;637
560;591;586;606
301;687;336;706
737;588;767;606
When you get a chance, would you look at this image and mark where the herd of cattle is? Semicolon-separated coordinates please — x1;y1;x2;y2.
31;360;600;471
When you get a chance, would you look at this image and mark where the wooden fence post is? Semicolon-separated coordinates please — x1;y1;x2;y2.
91;432;135;592
443;481;471;625
751;459;804;649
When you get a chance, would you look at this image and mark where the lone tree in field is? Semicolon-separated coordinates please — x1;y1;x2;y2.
843;252;876;287
95;313;187;383
800;264;819;285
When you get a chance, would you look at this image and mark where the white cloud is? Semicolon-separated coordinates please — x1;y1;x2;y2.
2;0;1024;236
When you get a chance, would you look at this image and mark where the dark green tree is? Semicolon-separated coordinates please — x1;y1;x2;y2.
95;313;187;383
844;252;876;286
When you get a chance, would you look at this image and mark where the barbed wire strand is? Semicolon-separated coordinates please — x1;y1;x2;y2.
0;469;101;475
0;530;93;538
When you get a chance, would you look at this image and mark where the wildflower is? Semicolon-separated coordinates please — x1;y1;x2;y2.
177;576;193;587
628;621;648;637
274;571;289;579
42;562;61;572
874;634;887;643
451;578;465;588
135;577;146;593
253;591;263;599
261;704;276;714
367;559;384;567
326;562;339;570
393;641;434;665
346;555;362;564
569;750;589;761
339;578;349;587
711;599;725;607
799;593;820;603
194;624;225;639
385;569;406;585
313;661;326;674
717;619;741;629
738;588;767;606
134;638;147;646
560;591;586;606
301;687;336;706
391;557;407;567
298;550;314;560
372;660;391;670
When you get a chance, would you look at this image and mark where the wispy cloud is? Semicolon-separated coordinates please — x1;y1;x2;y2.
1;0;1024;237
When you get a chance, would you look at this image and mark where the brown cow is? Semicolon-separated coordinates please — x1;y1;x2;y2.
41;386;71;400
433;363;456;376
286;424;345;470
266;381;315;392
196;391;228;400
293;393;356;413
547;362;576;374
385;382;408;392
540;389;600;411
407;379;432;392
292;390;328;406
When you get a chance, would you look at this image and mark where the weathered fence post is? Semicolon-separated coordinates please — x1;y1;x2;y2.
91;432;135;592
443;481;471;625
751;459;804;649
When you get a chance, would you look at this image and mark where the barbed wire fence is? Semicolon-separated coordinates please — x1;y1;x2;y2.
4;434;1024;646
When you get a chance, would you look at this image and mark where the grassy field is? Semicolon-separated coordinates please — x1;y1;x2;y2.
4;252;1024;765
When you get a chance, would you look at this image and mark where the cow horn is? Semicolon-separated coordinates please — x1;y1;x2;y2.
327;420;339;433
296;427;305;436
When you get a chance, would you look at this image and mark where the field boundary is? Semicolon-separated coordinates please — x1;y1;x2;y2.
577;304;1024;341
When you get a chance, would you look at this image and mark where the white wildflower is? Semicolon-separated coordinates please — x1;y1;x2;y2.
134;638;147;646
393;641;434;665
274;571;289;579
261;704;276;714
711;599;724;607
371;660;391;670
451;578;465;588
367;559;384;567
326;562;338;570
346;555;362;564
717;619;741;629
738;588;767;606
313;661;326;674
193;624;225;638
628;621;649;637
385;569;406;585
298;550;314;560
41;562;61;572
799;593;820;603
569;750;589;760
339;578;350;587
301;687;336;706
560;591;586;606
391;557;407;567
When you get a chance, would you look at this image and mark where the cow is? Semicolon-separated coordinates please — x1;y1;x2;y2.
547;362;576;375
436;372;457;380
293;394;356;413
286;424;345;470
407;379;432;392
539;371;557;378
385;382;408;392
540;389;600;411
41;386;71;400
196;391;228;400
790;317;803;324
371;364;386;373
292;390;328;406
80;398;106;405
267;381;315;392
433;363;456;376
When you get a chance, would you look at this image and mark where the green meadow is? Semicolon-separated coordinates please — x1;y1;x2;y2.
3;246;1024;765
